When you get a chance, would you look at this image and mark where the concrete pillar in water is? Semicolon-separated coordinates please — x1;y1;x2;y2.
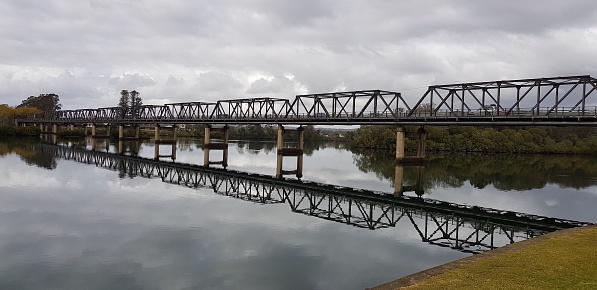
394;164;404;197
223;125;229;144
154;125;160;142
277;125;284;151
203;148;210;166
415;166;425;197
69;124;74;130
417;127;427;158
296;126;304;178
396;126;405;161
135;126;140;139
84;126;88;136
118;125;124;139
91;124;96;137
298;126;304;151
204;126;211;145
222;149;228;168
275;154;283;179
106;125;111;136
118;140;124;154
171;144;177;161
52;124;58;134
172;125;177;140
39;124;44;131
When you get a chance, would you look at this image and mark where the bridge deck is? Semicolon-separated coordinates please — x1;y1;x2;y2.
17;75;597;127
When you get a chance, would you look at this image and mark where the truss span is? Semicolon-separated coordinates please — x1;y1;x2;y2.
18;75;597;126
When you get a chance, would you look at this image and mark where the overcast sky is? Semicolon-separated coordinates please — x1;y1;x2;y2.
1;0;596;109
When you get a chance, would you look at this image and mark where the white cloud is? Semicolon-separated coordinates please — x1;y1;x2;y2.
0;0;596;109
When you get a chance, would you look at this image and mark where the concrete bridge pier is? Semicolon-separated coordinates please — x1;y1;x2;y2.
396;126;427;163
394;164;404;197
203;125;229;167
395;126;405;161
153;124;177;160
41;132;57;145
118;125;124;139
394;164;426;197
117;125;141;140
91;124;111;139
275;125;304;179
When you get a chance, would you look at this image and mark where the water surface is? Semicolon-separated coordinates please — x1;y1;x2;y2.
0;137;595;290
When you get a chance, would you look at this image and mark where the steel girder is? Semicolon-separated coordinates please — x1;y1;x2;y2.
39;144;593;254
292;90;409;118
408;75;597;118
16;75;597;125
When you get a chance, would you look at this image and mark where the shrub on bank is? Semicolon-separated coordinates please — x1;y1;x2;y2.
57;128;86;137
0;126;41;136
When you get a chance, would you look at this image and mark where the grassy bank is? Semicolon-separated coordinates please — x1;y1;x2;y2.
374;226;597;289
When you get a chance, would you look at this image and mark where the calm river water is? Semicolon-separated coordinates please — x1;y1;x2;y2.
0;137;596;290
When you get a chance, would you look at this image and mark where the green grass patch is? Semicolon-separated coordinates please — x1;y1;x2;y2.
405;226;597;290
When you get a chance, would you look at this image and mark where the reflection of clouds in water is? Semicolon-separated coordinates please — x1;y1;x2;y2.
545;199;560;206
0;169;466;290
3;141;597;288
0;156;61;189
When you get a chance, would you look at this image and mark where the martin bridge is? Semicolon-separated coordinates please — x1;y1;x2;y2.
39;144;593;254
18;75;597;163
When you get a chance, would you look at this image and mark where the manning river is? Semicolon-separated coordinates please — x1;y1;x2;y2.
0;137;596;290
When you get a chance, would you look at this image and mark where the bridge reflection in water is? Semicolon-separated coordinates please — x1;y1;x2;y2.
39;143;593;254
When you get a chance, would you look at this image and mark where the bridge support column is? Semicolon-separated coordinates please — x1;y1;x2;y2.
118;140;124;155
52;124;58;135
396;126;405;161
276;125;304;179
91;124;96;138
135;126;140;139
118;125;124;139
394;164;404;197
203;125;229;168
69;124;74;131
417;127;426;158
106;125;111;137
154;124;177;161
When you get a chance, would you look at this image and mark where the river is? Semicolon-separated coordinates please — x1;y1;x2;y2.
0;137;596;290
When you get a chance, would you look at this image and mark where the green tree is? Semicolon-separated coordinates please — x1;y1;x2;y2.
118;90;130;118
130;90;142;118
17;94;61;113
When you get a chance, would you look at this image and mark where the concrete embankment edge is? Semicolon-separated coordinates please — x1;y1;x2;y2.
369;225;596;289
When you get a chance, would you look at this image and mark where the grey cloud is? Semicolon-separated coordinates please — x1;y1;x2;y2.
246;75;295;94
109;73;157;88
194;71;243;93
0;0;596;109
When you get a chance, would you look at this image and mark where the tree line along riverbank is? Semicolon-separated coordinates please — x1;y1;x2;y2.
4;124;597;154
347;125;597;154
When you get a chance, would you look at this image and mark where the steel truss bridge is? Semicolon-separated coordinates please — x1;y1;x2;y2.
39;144;593;254
18;75;597;126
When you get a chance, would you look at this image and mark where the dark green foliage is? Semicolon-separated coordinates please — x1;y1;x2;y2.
17;94;62;112
351;149;597;192
0;126;41;136
56;128;86;137
350;125;597;154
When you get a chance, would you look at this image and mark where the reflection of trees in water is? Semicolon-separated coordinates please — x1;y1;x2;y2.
176;138;202;152
0;138;57;170
351;149;597;192
233;140;331;156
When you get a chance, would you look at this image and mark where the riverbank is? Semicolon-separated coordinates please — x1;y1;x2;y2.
371;225;597;289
